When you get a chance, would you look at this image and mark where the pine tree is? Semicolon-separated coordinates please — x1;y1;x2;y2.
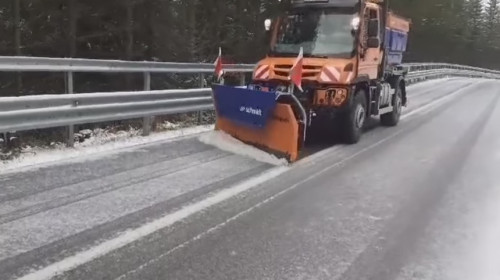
3;0;500;97
465;0;484;51
484;0;500;49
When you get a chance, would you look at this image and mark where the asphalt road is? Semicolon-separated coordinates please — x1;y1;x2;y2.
1;78;500;280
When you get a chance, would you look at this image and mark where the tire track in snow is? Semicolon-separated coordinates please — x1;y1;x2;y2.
0;149;231;225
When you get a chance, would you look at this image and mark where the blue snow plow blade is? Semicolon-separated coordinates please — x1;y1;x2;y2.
211;84;277;129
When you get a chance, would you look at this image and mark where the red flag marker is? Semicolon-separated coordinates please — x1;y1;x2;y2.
289;47;304;92
214;47;224;81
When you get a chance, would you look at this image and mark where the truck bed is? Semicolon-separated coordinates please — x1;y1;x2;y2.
385;12;411;65
388;12;411;32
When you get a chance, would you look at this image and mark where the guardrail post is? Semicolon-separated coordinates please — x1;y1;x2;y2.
1;133;7;152
66;71;75;147
142;72;152;136
239;73;246;86
197;73;205;124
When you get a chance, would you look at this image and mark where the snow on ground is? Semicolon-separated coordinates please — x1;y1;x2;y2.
198;131;288;166
0;122;287;174
0;125;214;174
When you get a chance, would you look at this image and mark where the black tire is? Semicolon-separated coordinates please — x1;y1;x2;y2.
380;84;403;127
341;91;367;144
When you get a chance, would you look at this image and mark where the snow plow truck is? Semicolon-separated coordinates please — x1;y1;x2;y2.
211;0;411;162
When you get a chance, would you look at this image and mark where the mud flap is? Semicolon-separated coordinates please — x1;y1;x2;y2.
212;84;300;162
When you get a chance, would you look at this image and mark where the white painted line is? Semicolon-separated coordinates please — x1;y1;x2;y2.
15;165;289;280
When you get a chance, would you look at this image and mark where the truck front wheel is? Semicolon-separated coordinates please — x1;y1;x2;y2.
380;84;403;127
341;91;366;144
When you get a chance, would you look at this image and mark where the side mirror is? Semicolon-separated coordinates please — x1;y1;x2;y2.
367;37;380;48
368;19;379;38
264;19;272;31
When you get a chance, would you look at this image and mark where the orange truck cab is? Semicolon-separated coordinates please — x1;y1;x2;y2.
211;0;411;162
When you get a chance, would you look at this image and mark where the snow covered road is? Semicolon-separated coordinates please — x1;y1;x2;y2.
0;137;273;278
2;78;500;280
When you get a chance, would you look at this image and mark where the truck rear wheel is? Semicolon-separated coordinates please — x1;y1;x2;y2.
380;84;402;127
341;91;366;144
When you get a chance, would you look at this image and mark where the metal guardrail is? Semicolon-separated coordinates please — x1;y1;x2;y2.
0;88;214;133
0;56;255;146
405;63;500;76
0;56;254;73
0;56;499;147
406;68;500;84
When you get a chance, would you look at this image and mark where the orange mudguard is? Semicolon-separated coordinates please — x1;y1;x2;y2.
216;103;300;162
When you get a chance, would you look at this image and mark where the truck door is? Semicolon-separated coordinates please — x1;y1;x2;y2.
358;5;381;80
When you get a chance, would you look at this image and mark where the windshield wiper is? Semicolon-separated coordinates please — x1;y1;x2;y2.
269;51;330;59
268;51;302;58
305;54;329;59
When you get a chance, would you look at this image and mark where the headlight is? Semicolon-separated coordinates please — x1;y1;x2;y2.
264;19;272;31
332;89;347;106
351;16;360;31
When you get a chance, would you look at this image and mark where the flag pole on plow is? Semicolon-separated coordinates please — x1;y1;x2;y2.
214;47;224;83
289;47;304;92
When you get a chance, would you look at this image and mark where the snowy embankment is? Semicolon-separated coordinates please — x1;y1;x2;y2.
199;131;288;166
0;123;214;174
0;122;288;173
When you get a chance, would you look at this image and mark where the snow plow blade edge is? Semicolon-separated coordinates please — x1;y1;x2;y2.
212;84;300;162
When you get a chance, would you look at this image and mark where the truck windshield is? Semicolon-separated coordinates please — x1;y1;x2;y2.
271;8;358;58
